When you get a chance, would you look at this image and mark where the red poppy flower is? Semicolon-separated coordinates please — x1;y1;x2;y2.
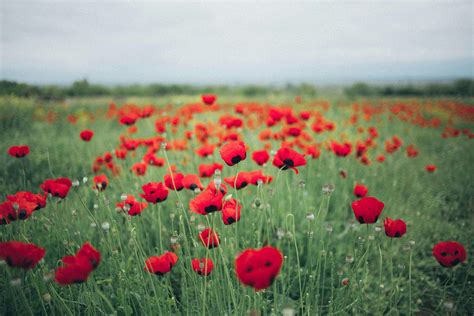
201;94;217;105
0;241;45;269
198;163;223;178
143;152;165;167
247;170;272;186
235;246;283;291
272;147;306;174
353;183;368;198
131;162;147;176
331;141;352;157
164;173;184;191
116;195;148;216
432;241;467;268
0;201;17;225
182;174;204;191
220;141;247;166
119;113;138;126
195;144;216;158
425;165;436;172
351;196;384;224
93;174;109;191
115;148;127;159
9;198;36;220
40;178;72;198
252;150;270;166
222;198;241;225
199;228;220;248
7;191;47;211
55;242;100;285
192;258;214;276
224;172;251;190
145;252;178;275
206;180;228;195
140;182;169;203
7;145;30;158
376;155;386;163
189;186;224;215
384;217;407;238
80;130;94;142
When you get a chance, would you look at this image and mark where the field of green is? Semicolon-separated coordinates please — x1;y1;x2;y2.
0;95;473;315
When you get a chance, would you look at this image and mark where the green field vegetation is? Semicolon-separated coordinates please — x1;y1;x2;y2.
0;95;473;315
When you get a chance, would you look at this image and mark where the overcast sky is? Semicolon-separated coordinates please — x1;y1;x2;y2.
1;1;473;84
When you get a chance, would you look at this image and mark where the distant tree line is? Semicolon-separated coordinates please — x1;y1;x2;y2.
1;79;472;100
344;79;474;97
0;79;317;100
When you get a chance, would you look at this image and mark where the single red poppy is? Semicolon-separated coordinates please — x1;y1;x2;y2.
351;196;384;224
131;162;147;176
144;152;165;167
206;180;228;195
235;246;283;291
432;241;467;268
164;173;184;191
222;198;241;225
7;145;30;158
192;258;214;276
182;174;204;191
55;242;100;285
272;147;306;174
248;170;273;186
116;195;148;216
201;94;217;105
80;130;94;142
425;165;436;172
199;228;220;248
189;186;224;215
220;141;247;166
140;182;169;203
384;217;407;238
144;252;178;275
0;201;17;224
7;191;47;211
119;113;138;126
224;172;251;190
195;144;216;158
198;163;223;178
353;183;368;198
93;174;109;191
252;150;270;166
40;178;72;198
331;141;352;157
0;241;45;269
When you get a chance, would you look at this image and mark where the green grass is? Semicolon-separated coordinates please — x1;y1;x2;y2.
0;95;473;315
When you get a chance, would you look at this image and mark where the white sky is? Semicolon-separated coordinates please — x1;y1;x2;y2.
1;1;473;84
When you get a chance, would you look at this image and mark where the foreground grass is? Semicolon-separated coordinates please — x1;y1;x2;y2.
0;95;473;315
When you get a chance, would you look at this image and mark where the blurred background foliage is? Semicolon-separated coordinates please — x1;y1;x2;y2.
1;79;473;101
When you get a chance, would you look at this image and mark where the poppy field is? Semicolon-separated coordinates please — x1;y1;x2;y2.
0;94;473;315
